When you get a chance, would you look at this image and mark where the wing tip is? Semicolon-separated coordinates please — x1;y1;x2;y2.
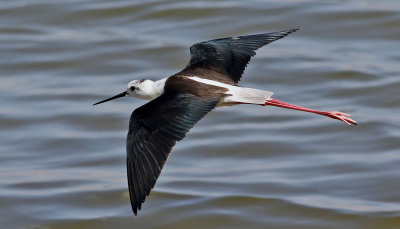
129;194;141;216
272;28;300;37
289;28;300;32
250;28;299;44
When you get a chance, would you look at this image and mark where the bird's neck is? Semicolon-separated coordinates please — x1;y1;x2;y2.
146;78;167;100
155;78;167;90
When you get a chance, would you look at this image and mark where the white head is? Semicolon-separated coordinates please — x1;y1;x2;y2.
126;79;163;100
93;78;166;105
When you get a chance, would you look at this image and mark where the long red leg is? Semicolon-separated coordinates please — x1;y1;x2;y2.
264;98;357;125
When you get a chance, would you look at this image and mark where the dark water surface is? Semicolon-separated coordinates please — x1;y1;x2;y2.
1;0;400;228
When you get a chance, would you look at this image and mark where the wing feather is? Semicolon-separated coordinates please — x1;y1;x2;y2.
126;91;219;215
185;29;298;83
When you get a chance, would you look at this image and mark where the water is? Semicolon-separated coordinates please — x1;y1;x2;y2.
1;0;400;228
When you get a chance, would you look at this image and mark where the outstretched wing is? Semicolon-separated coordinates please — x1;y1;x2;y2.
126;90;219;215
185;29;298;84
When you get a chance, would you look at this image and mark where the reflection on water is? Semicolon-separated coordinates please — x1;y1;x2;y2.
1;0;400;228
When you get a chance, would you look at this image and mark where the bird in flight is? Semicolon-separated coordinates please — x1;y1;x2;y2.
93;29;356;215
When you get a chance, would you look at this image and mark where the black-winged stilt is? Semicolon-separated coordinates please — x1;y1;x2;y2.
94;29;356;215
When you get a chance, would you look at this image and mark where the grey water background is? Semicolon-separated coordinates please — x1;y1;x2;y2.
1;0;399;228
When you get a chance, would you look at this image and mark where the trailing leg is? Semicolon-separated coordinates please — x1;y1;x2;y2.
264;98;357;125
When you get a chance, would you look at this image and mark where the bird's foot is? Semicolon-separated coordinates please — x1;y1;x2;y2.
326;111;357;125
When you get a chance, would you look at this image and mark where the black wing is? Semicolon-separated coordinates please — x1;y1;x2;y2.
185;29;298;84
126;91;219;215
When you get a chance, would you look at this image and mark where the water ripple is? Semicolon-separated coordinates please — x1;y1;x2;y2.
1;0;400;228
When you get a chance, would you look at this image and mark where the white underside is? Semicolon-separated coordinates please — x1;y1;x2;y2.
187;76;273;106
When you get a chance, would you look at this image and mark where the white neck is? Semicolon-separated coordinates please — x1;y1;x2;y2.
153;78;167;94
140;78;167;100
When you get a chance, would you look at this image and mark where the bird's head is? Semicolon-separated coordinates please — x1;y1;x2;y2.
126;79;157;100
93;79;164;105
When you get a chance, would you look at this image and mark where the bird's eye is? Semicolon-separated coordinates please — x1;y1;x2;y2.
130;86;136;91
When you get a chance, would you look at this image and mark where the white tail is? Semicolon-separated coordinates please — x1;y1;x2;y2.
224;87;273;105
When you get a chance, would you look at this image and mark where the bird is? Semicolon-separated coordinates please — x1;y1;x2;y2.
93;29;356;215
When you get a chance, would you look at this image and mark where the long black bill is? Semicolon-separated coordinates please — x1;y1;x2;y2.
93;91;128;105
